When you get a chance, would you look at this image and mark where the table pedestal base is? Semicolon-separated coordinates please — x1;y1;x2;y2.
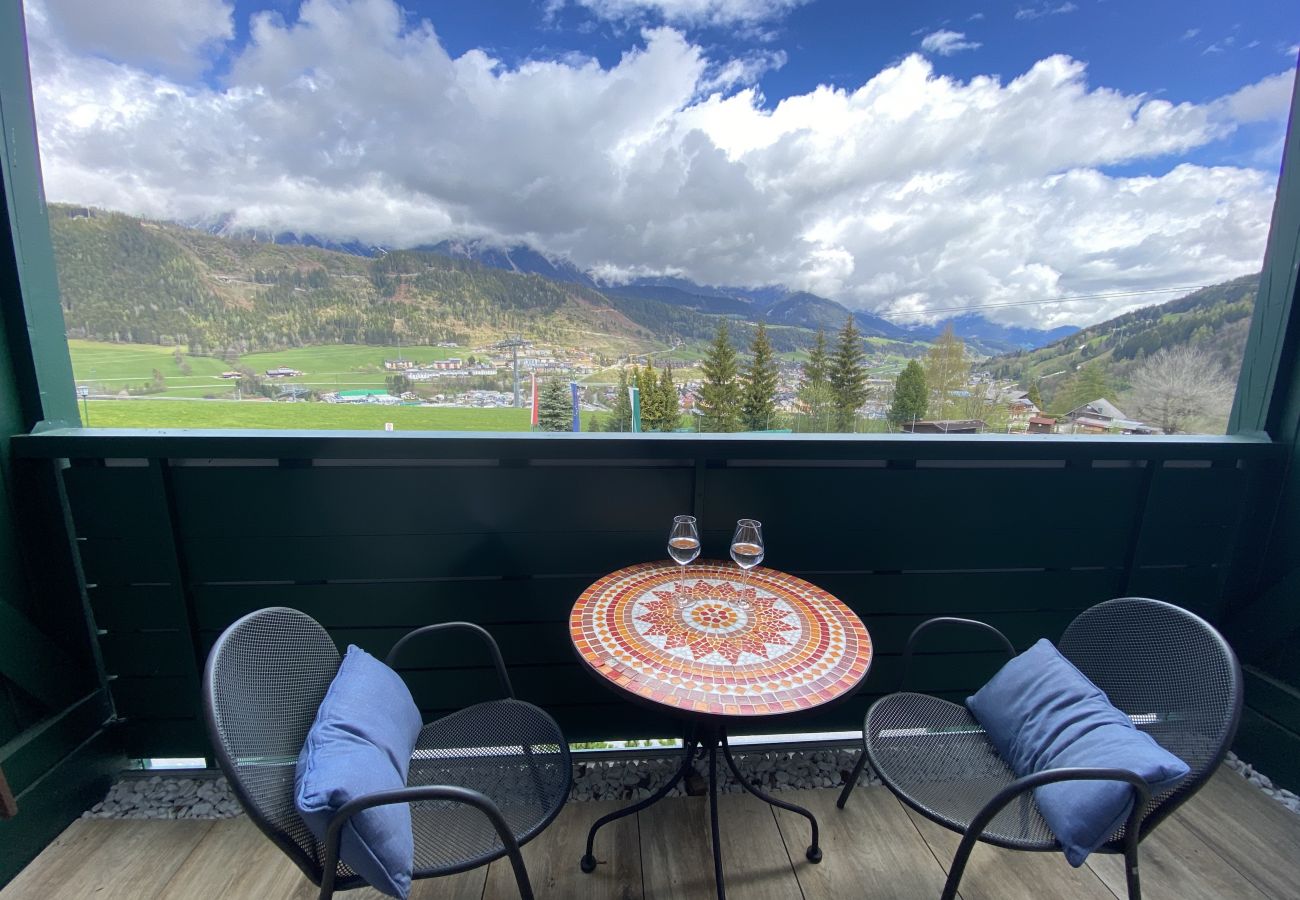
579;724;821;899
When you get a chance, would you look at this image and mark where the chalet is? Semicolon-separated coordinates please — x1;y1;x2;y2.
264;366;302;378
383;359;417;370
216;371;242;379
1027;415;1058;434
1060;398;1154;434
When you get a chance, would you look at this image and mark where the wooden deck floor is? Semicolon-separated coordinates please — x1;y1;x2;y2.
5;769;1299;899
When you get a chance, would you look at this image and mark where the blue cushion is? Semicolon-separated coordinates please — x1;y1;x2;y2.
967;638;1189;867
295;645;423;899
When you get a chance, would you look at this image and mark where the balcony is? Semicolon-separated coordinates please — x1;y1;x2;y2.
3;6;1300;898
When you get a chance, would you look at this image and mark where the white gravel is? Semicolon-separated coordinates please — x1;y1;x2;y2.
81;746;876;819
82;748;1298;820
1223;751;1300;816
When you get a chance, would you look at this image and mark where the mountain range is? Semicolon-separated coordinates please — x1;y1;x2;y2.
183;217;1079;354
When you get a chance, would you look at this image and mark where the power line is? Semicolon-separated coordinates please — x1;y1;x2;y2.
871;285;1207;320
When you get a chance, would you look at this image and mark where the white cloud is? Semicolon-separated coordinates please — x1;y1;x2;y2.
1181;29;1199;41
920;30;981;57
969;13;985;22
1015;3;1077;22
547;0;810;27
34;0;232;79
24;0;1288;329
1217;71;1294;123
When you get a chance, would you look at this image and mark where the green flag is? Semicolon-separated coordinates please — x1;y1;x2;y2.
629;385;642;433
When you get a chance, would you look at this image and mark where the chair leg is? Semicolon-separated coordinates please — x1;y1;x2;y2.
1124;837;1142;900
837;751;867;809
940;828;981;900
503;836;536;900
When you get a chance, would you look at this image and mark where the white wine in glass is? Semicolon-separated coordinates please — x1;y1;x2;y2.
668;515;700;596
730;519;764;602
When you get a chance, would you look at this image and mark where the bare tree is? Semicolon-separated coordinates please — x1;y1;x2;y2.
1128;345;1234;435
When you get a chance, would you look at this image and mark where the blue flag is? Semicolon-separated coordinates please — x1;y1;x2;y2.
570;382;580;432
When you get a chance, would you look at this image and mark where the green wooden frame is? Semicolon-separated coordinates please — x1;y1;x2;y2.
0;0;77;430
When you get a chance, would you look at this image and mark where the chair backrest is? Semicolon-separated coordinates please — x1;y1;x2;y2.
203;606;341;883
1058;596;1243;836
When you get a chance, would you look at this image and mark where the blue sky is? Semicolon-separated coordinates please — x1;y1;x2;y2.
22;0;1300;327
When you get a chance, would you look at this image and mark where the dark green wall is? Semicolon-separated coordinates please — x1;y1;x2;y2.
0;2;120;886
1222;65;1300;791
9;432;1272;759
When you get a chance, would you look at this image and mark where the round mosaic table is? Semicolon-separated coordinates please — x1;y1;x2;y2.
570;561;872;717
571;561;873;899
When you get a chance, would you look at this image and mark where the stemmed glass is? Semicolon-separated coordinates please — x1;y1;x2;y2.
667;515;700;599
730;519;764;607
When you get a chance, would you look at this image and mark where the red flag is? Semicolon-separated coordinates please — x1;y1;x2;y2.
530;372;539;427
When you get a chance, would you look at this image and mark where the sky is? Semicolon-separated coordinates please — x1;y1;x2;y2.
20;0;1300;328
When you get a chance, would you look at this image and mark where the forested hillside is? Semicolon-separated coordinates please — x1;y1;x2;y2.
986;274;1258;414
48;205;711;355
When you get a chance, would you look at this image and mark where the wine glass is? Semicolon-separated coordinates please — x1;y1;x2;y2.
730;519;764;605
667;515;700;598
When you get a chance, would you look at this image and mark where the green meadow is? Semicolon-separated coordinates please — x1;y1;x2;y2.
69;340;474;399
81;399;536;431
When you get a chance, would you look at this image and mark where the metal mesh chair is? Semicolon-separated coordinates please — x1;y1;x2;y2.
837;597;1242;900
203;607;571;900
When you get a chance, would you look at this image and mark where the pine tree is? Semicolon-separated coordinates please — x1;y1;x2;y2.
537;379;571;431
699;321;741;432
1027;380;1044;410
889;360;929;429
657;363;680;431
740;322;779;431
829;317;868;432
797;329;833;432
607;367;633;432
1054;363;1112;417
635;363;665;431
924;325;967;419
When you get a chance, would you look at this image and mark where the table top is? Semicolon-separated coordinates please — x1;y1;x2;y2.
569;561;872;717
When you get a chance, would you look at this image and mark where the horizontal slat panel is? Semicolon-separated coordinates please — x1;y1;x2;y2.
117;718;210;761
1142;464;1247;528
88;585;191;632
192;577;596;630
1126;566;1226;621
183;531;662;582
63;466;171;541
111;676;201;720
1134;525;1239;567
99;632;197;679
77;538;177;586
704;466;1145;535
858;609;1082;654
701;524;1130;570
798;569;1123;615
1244;667;1300;736
171;466;693;538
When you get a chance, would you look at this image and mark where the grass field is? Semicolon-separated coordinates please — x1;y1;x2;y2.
81;399;537;431
69;340;481;400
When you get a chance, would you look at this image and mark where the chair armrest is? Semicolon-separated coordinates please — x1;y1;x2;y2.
319;784;525;896
385;622;514;699
950;766;1152;882
900;617;1016;691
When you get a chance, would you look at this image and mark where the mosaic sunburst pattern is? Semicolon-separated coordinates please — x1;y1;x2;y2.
570;561;872;717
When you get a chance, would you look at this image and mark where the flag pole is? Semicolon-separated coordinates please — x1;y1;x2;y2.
530;371;539;430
